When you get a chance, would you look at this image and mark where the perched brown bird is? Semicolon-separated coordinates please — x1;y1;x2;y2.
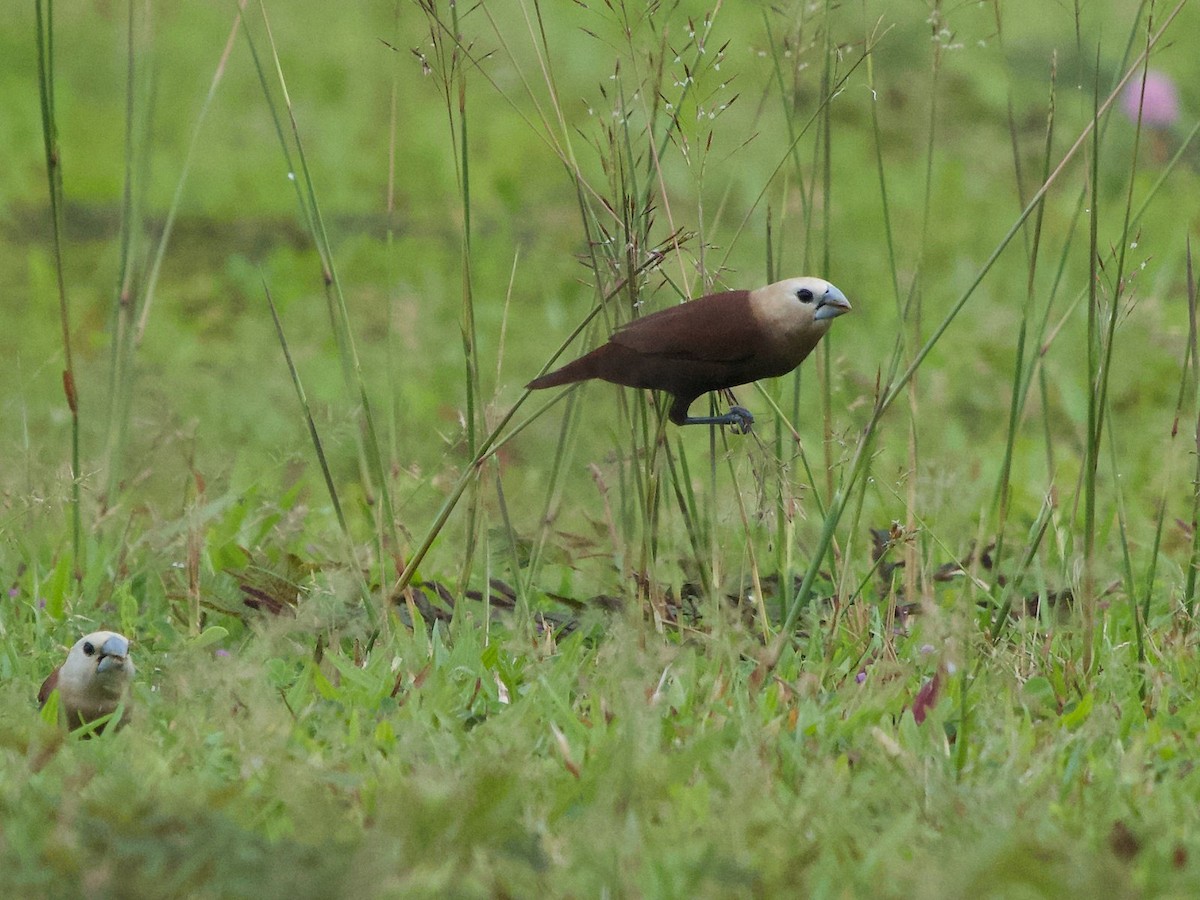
527;277;851;432
38;631;135;731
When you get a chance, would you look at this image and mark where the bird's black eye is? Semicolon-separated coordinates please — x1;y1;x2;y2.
797;288;814;302
83;642;95;656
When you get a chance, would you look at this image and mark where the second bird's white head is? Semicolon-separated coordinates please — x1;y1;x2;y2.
59;630;135;705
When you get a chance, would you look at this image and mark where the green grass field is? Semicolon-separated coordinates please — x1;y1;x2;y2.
4;0;1200;896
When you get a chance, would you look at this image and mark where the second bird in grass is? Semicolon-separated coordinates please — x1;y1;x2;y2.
38;631;135;733
527;276;851;433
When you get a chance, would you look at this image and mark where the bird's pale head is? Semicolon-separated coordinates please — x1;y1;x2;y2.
59;630;135;707
750;277;852;347
774;277;852;322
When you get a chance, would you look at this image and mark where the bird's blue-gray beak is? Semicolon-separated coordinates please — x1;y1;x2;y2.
96;634;130;674
814;284;852;321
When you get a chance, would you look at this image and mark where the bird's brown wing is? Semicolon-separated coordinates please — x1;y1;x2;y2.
37;666;61;707
610;291;757;363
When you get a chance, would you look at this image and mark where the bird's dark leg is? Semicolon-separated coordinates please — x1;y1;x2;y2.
680;406;755;434
670;393;754;434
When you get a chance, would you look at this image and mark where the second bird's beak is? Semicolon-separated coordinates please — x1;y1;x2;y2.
95;634;131;674
814;285;852;321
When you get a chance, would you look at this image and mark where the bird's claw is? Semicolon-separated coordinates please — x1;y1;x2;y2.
727;406;754;434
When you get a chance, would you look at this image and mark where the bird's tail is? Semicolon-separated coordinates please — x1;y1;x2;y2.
526;347;606;390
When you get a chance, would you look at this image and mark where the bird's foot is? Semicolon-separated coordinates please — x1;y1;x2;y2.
681;406;755;434
726;406;754;434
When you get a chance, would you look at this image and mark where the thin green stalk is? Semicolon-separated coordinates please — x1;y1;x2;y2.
264;282;375;627
1081;44;1102;673
135;3;246;346
383;0;403;582
1139;484;1167;698
864;40;903;323
988;54;1058;596
761;11;812;230
818;1;836;508
899;0;947;612
445;0;483;596
247;5;401;610
103;0;145;508
765;206;797;620
1073;2;1154;623
1104;401;1139;679
1183;242;1200;618
33;0;82;573
1092;7;1156;503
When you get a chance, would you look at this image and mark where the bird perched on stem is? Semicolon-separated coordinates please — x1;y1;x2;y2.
527;277;851;433
38;631;135;732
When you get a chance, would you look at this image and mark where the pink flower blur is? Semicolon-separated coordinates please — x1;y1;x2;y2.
1122;70;1180;128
